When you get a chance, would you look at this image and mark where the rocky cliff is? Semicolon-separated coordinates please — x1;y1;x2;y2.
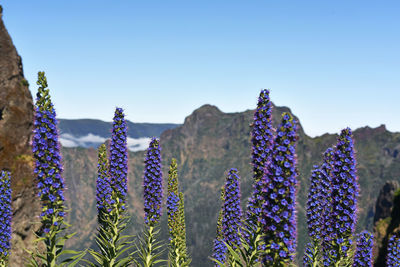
0;6;40;266
58;103;400;266
373;181;400;266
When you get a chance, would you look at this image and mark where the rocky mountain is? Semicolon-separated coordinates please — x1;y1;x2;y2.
0;6;40;266
59;103;400;266
58;119;179;151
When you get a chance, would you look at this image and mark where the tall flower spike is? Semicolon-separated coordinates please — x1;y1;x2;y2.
167;158;180;239
109;107;128;211
167;159;190;265
212;186;227;266
143;137;163;226
32;71;65;233
96;144;113;219
387;231;400;267
306;166;324;241
0;171;12;264
30;72;85;266
328;128;359;261
222;168;243;250
353;230;373;267
263;112;298;264
302;243;317;267
246;89;274;229
317;147;336;264
178;191;189;260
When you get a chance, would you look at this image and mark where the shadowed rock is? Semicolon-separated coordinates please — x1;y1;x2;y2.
0;6;40;266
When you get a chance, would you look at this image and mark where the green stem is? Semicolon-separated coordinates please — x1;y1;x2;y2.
109;203;121;267
145;226;154;267
47;229;57;267
312;241;319;267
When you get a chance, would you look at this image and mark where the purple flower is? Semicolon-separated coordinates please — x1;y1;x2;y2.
212;187;227;266
0;171;12;261
143;138;163;225
96;144;113;218
263;112;298;264
306;166;324;241
353;230;373;267
212;239;227;266
167;158;181;246
302;243;315;266
246;89;275;240
32;72;65;232
109;107;128;211
329;128;359;261
387;231;400;267
222;169;242;249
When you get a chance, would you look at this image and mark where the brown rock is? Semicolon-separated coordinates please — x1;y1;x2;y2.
0;6;41;266
374;180;399;224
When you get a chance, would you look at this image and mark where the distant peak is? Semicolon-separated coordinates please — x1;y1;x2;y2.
354;124;388;140
183;104;222;126
377;124;387;131
194;104;222;114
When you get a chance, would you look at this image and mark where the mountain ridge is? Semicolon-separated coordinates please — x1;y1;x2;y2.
59;102;400;266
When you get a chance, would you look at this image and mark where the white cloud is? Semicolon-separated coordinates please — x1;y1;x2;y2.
59;133;151;152
59;137;78;147
127;137;151;152
77;133;107;143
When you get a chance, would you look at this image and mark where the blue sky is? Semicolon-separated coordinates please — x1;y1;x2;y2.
1;1;399;137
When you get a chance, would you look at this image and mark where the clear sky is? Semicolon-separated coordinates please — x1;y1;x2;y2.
1;1;399;137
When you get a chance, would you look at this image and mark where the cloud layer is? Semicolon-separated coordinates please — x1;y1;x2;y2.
59;133;151;152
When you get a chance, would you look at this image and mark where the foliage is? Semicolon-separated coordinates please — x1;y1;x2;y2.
27;71;85;267
86;143;135;267
167;159;191;266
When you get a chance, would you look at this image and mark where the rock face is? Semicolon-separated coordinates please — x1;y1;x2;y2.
373;181;399;266
374;181;399;224
0;6;40;266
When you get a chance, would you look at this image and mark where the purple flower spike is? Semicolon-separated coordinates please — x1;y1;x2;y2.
212;187;227;266
328;128;359;260
246;89;275;229
302;243;315;267
317;147;336;263
353;230;373;267
387;232;400;267
109;107;128;210
32;72;66;231
251;89;274;181
306;166;324;241
263;112;298;264
222;168;242;249
143;138;163;226
0;171;12;261
96;144;113;217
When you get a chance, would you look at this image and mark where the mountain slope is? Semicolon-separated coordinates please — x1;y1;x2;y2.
60;104;400;266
